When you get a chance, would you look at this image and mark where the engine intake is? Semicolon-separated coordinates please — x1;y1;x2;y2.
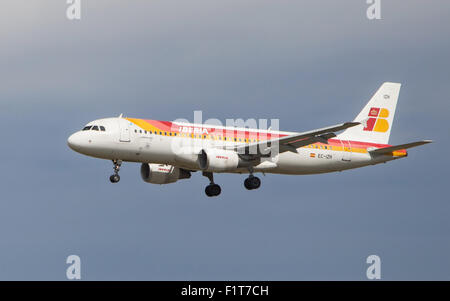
140;164;191;184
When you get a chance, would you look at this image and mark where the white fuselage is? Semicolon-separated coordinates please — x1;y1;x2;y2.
67;117;402;175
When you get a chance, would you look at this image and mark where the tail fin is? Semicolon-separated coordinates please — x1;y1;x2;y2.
337;82;401;144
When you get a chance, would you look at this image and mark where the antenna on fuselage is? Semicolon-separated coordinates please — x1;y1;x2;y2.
118;113;123;118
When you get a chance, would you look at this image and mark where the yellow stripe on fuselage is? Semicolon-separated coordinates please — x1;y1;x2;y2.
126;118;161;133
126;118;392;154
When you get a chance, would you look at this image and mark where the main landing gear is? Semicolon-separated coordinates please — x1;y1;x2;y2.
109;160;122;183
202;170;261;196
244;168;261;190
244;175;261;190
203;171;221;197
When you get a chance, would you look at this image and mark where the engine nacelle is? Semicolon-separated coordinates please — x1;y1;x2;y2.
198;149;241;172
140;163;191;184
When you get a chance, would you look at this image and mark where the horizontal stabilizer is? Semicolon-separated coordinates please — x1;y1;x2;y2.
369;140;432;155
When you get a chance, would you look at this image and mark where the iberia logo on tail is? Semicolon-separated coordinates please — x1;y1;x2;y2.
363;107;389;132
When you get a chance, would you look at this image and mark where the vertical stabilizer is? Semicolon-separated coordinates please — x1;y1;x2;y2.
337;82;401;144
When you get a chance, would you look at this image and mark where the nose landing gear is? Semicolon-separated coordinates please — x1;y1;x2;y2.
203;171;221;197
110;160;122;183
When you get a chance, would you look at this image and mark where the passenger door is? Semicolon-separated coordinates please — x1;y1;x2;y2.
340;140;352;162
119;119;131;142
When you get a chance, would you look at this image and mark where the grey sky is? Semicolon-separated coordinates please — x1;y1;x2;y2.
0;0;449;280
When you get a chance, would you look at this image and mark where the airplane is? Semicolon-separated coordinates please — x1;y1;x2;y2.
67;82;431;197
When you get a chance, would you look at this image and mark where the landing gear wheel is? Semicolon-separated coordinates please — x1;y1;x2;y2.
110;160;122;184
244;178;252;190
202;171;221;197
251;176;261;189
110;174;120;183
244;176;261;190
205;184;221;197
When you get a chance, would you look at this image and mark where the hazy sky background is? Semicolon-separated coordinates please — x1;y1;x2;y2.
0;0;449;280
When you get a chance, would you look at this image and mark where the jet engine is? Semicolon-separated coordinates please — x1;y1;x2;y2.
140;163;191;184
197;149;243;172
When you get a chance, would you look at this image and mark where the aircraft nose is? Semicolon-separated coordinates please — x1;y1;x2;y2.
67;132;85;152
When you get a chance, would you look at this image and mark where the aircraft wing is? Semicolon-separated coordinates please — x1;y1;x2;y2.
232;122;360;157
369;140;432;155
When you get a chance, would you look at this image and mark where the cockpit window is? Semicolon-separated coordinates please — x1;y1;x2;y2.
82;125;106;131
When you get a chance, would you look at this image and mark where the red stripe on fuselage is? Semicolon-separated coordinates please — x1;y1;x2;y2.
136;119;403;151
